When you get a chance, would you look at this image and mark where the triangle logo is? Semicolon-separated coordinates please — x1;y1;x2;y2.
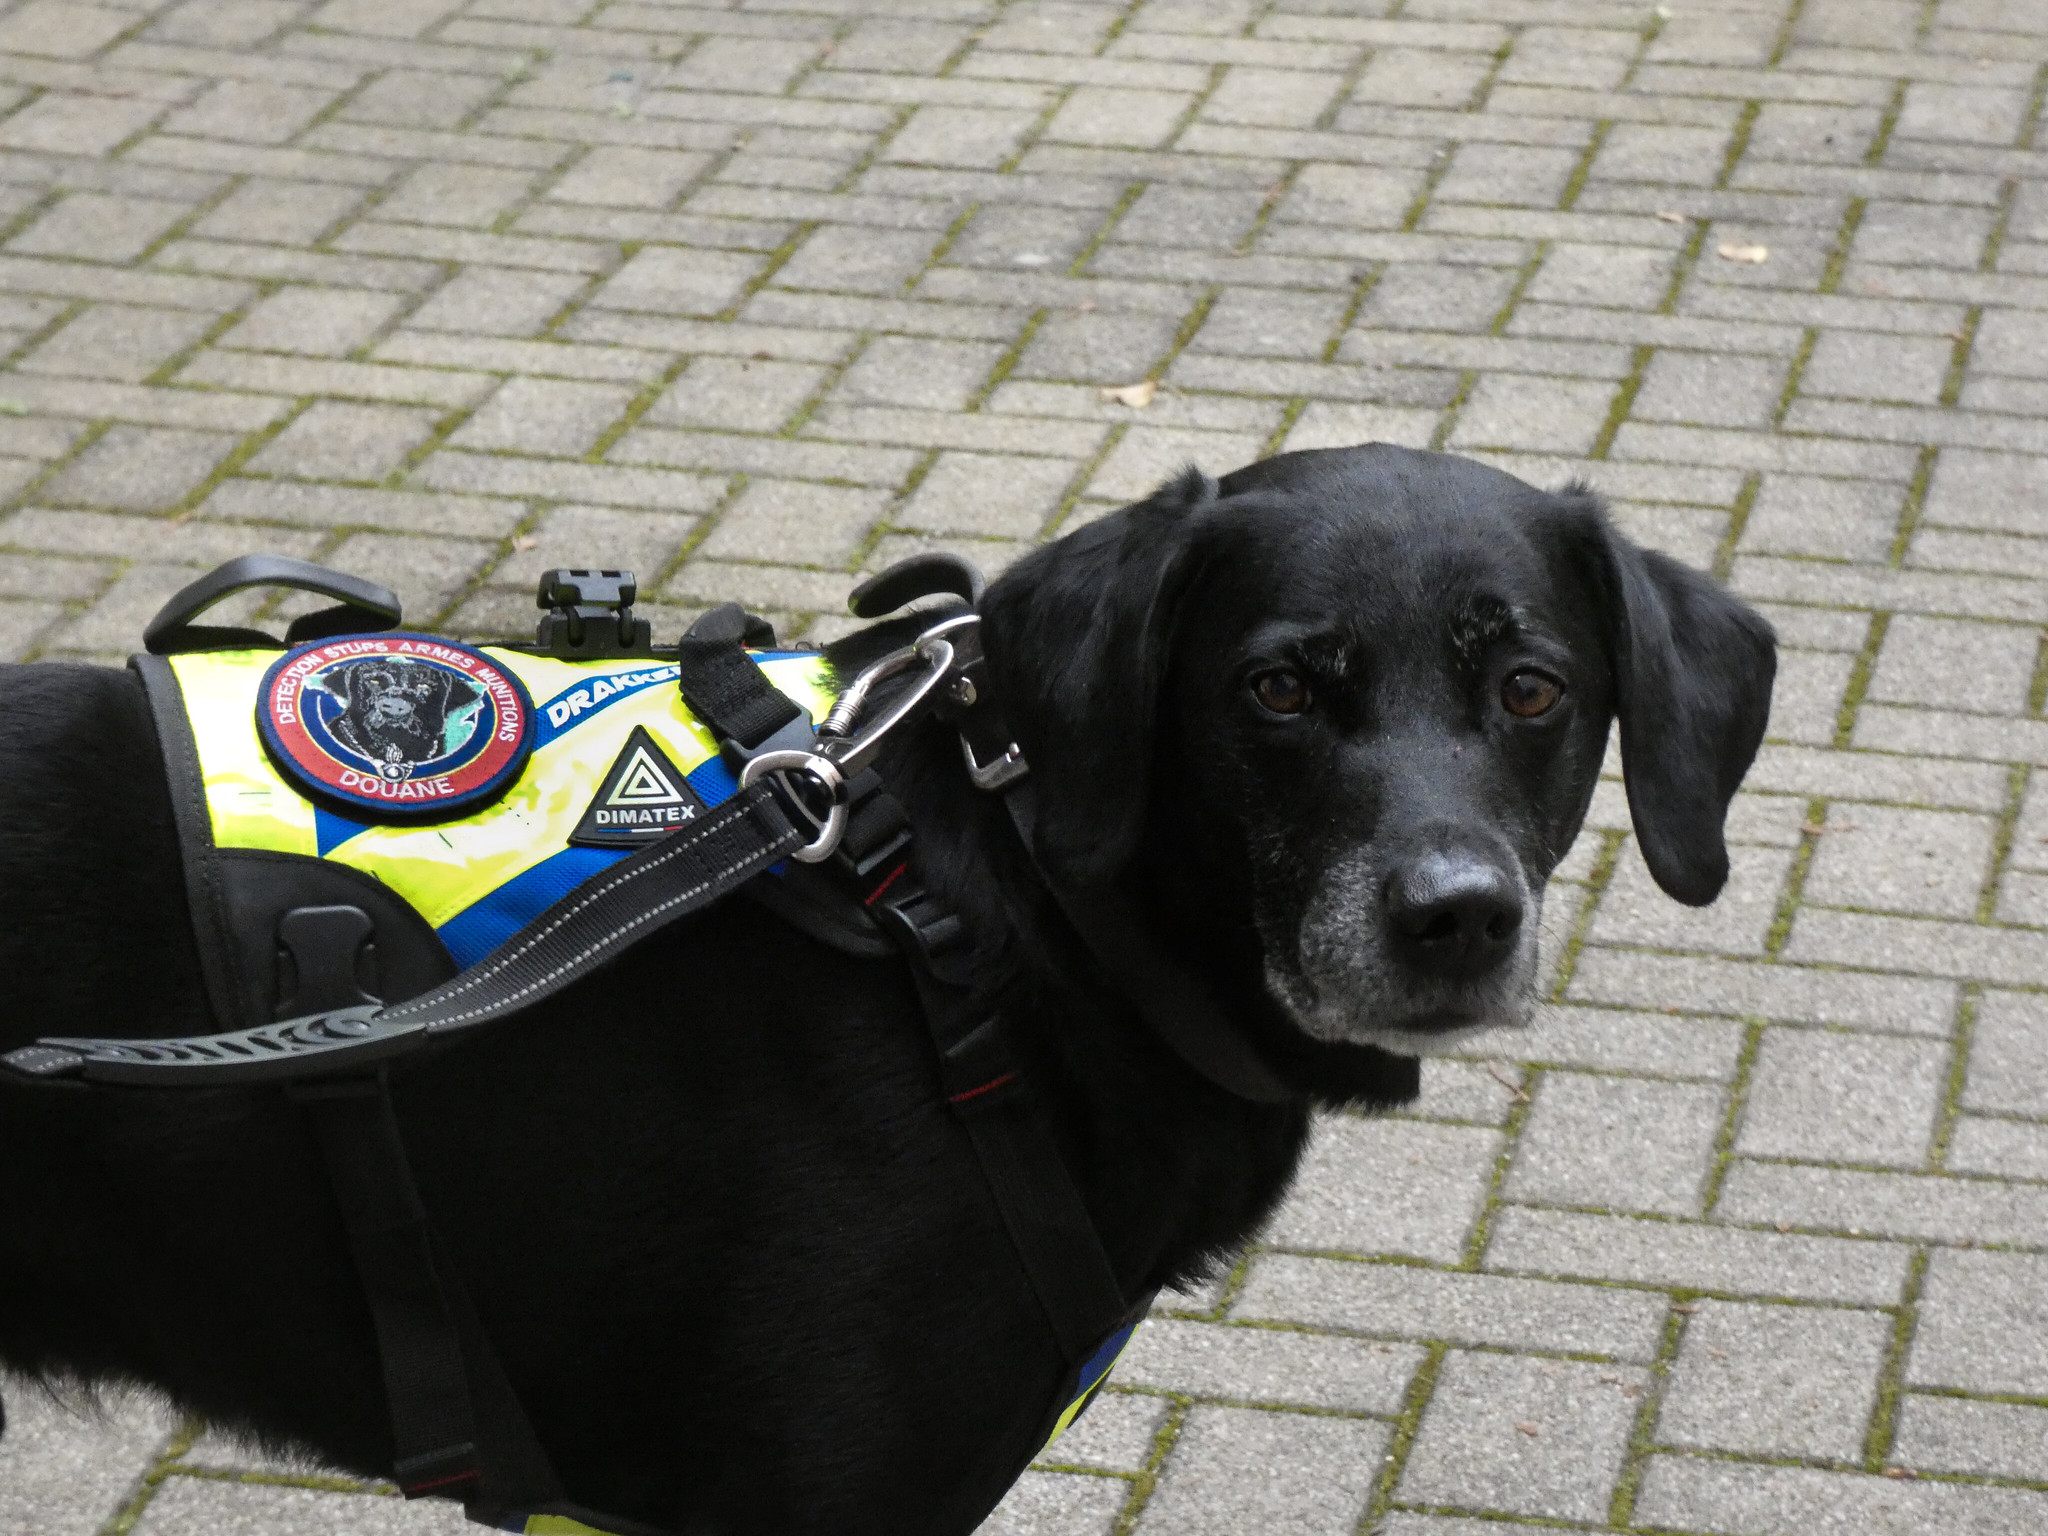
569;725;705;849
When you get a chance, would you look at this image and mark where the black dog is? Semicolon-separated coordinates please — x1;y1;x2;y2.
0;445;1774;1534
321;657;483;778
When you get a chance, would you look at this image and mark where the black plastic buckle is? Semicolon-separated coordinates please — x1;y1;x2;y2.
717;713;816;771
535;569;654;659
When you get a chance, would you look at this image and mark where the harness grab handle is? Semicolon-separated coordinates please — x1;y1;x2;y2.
144;556;403;655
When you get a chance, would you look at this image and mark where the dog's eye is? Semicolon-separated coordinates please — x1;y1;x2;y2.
1253;670;1311;715
1501;670;1563;718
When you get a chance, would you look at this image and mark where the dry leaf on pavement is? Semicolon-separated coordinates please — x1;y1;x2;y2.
1100;379;1157;408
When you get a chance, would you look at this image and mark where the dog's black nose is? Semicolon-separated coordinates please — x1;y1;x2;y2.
1386;851;1523;977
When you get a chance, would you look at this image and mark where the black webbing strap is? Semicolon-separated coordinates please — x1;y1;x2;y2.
934;1011;1127;1363
294;1071;567;1509
858;819;1126;1365
8;782;807;1085
674;603;804;751
295;1073;485;1498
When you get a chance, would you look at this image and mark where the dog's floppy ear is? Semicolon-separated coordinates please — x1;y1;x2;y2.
1577;492;1776;906
980;465;1218;889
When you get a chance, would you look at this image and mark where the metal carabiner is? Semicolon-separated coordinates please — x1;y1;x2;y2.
738;749;850;863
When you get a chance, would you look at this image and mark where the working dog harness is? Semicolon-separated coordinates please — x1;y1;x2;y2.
2;553;1293;1535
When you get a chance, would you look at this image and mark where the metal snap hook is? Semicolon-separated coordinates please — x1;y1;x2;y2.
739;749;850;862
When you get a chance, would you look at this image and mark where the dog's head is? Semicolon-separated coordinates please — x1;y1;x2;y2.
324;659;466;774
981;444;1774;1069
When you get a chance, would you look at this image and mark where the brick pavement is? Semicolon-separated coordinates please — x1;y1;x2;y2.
4;0;2048;1531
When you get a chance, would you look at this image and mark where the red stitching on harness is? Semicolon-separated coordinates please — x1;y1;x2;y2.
947;1072;1018;1105
864;860;910;906
403;1470;481;1494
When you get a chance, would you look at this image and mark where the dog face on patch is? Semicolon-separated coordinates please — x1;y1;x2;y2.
319;658;479;779
983;444;1775;1072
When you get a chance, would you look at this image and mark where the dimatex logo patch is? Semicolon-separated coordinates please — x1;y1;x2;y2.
570;726;704;849
259;634;534;820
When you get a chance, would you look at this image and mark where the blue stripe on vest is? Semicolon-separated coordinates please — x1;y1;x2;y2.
316;805;371;856
433;753;749;967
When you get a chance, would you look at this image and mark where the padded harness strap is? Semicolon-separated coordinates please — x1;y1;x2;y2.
852;798;1128;1365
673;603;805;752
295;1071;566;1508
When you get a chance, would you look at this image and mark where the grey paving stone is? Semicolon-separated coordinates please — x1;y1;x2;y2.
1633;351;1789;431
1656;1299;1891;1461
1869;612;2041;715
1262;1116;1500;1263
1486;1207;1912;1306
18;305;218;384
1586;840;1789;957
1962;989;2048;1118
1738;473;1905;563
1392;1056;1524;1128
1446;374;1617;456
1086;424;1264;503
589;246;763;317
131;1476;476;1534
1765;647;1856;744
835;337;1006;412
447;377;633;456
1356;264;1522;335
1947;1114;2048;1181
1569;947;1962;1035
245;401;441;483
1113;185;1268;250
316;531;491;623
489;504;697;593
1735;1027;1949;1169
1507;1070;1725;1216
405;267;591;337
39;426;240;513
1038;1391;1168;1473
10;192;191;264
1467;1005;1749;1080
1524;243;1675;311
1434;143;1583;209
976;1470;1127;1536
1188;288;1350;359
1398;1351;1643;1523
1893;1393;2048;1481
645;357;829;433
1636;1455;2048;1536
222;284;409;356
1133;1405;1383;1536
0;1382;180;1536
1015;311;1183;383
1114;1319;1421;1414
1374;1519;1564;1536
1234;1254;1667;1362
778;226;941;295
697;479;888;565
1910;1248;2048;1396
1806;806;1999;922
1803;331;1954;407
1274;162;1426;228
899;450;1075;539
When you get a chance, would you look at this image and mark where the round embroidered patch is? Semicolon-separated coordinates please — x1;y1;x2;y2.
258;634;534;819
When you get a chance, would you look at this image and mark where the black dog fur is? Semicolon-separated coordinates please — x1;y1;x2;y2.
0;445;1774;1534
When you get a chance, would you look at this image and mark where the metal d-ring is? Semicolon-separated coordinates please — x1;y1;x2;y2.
739;749;850;863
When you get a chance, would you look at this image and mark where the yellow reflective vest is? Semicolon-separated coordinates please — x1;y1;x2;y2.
167;644;839;968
